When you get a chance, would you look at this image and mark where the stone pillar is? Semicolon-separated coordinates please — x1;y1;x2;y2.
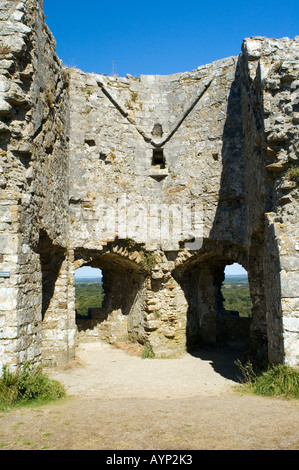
265;215;299;366
144;274;188;357
242;37;299;367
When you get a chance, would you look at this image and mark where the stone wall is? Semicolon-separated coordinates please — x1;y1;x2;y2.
67;56;249;358
68;57;242;250
68;36;299;365
0;0;298;369
241;37;299;366
0;0;73;369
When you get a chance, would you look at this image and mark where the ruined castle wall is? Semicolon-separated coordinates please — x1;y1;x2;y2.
67;57;250;356
262;38;299;367
242;37;299;366
240;40;270;361
0;0;73;369
68;57;244;251
0;0;298;368
67;38;299;364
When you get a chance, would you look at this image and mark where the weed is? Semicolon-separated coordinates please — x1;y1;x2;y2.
141;346;155;359
130;91;138;102
56;120;64;133
45;90;54;108
140;251;156;272
23;440;33;446
109;151;116;160
0;362;65;411
235;360;299;398
286;167;299;182
125;99;133;110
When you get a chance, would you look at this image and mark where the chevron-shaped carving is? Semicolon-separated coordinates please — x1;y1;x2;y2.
97;77;213;148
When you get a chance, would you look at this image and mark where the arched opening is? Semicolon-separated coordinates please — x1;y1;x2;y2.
173;254;253;358
74;249;148;346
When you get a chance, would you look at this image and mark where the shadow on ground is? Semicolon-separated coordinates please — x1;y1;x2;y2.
187;345;244;383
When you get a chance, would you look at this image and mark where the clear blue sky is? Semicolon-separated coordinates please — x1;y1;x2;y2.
43;0;298;77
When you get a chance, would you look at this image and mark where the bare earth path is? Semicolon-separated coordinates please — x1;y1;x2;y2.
0;342;298;450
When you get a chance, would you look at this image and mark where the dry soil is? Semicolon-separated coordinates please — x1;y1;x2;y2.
0;341;298;451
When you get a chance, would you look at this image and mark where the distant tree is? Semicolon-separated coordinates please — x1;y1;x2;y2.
75;282;104;316
222;285;251;317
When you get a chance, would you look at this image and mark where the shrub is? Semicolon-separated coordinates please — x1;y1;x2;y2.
130;91;138;102
0;363;65;411
235;360;299;398
140;251;157;272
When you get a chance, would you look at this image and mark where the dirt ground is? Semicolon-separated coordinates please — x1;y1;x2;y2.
0;341;299;451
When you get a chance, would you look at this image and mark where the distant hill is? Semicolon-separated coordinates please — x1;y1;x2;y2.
224;274;248;285
75;277;102;283
75;275;248;284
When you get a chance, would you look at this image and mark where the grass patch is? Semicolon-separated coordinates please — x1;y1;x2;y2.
141;346;155;359
140;251;157;272
0;363;66;411
286;167;299;182
235;360;299;399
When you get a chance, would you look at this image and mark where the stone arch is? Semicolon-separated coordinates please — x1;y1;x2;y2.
172;242;260;359
73;241;150;346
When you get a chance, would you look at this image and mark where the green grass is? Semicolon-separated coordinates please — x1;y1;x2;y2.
235;360;299;398
141;346;155;359
0;363;66;411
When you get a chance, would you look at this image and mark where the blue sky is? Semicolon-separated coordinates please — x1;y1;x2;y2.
43;0;298;77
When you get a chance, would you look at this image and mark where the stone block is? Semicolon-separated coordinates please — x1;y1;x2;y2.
0;287;17;310
281;270;299;298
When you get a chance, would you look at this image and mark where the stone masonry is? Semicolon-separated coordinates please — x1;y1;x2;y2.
0;0;298;369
